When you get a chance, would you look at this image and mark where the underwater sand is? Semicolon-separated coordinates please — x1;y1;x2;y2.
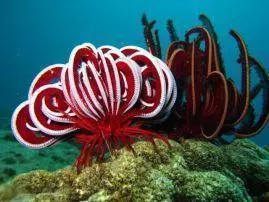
0;129;79;184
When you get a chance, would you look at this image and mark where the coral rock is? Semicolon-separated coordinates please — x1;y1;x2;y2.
1;139;269;201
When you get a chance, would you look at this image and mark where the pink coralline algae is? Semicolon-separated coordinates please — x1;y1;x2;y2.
11;43;177;171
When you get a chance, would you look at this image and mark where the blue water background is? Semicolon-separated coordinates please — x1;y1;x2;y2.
1;0;268;145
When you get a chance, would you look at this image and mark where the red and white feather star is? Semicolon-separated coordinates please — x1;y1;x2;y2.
11;43;177;170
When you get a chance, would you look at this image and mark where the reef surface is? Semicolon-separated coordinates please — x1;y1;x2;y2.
0;130;80;184
0;138;269;202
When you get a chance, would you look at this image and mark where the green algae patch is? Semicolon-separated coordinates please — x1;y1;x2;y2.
1;139;269;201
181;139;227;171
222;139;269;196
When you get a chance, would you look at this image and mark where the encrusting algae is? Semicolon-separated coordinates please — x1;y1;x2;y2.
1;138;269;201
